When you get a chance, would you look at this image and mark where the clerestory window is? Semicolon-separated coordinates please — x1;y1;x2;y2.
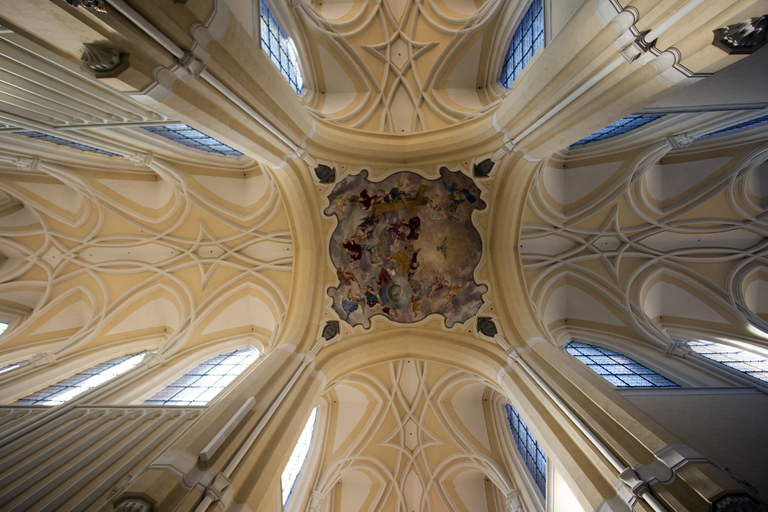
0;322;7;335
505;403;546;497
141;124;243;156
281;407;318;506
684;340;768;384
500;0;544;88
566;341;678;387
15;352;148;405
260;0;303;94
142;348;258;406
571;114;665;146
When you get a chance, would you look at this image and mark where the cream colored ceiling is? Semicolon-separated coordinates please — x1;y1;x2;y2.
521;132;768;349
295;0;508;133
308;359;529;512
0;153;292;368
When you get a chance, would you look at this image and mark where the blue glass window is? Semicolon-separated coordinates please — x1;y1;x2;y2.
142;348;258;406
505;403;546;497
571;114;665;146
15;352;147;405
702;114;768;138
0;322;7;335
15;131;120;156
685;340;768;384
566;342;678;387
500;0;544;88
141;124;243;156
0;360;25;376
260;0;303;94
281;407;317;505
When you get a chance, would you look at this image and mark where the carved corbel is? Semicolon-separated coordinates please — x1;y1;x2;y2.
667;132;698;149
81;44;129;79
113;497;152;512
13;156;40;171
65;0;106;12
30;352;57;368
506;490;524;512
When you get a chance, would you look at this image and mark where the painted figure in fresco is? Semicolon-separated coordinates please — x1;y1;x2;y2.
428;193;444;220
364;286;381;308
337;266;357;285
388;216;421;242
374;267;392;287
383;186;407;205
391;250;420;280
353;189;382;210
436;236;448;259
445;285;462;307
342;238;364;261
428;275;448;297
341;288;363;320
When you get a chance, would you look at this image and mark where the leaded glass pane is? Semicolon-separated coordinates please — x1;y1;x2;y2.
15;352;147;405
141;125;243;156
500;0;544;88
686;340;768;384
505;403;546;497
702;114;768;137
566;341;678;387
14;131;120;156
281;407;317;505
142;348;258;406
571;114;665;146
260;0;303;94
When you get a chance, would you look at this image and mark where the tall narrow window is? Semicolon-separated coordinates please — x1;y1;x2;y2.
282;407;318;505
685;340;768;384
0;322;8;335
260;0;303;94
141;125;243;156
15;352;147;405
505;404;546;497
566;341;678;387
500;0;544;88
142;348;258;406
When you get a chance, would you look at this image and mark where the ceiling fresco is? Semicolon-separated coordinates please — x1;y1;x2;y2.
325;168;486;327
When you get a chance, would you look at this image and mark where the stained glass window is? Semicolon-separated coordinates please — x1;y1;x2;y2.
260;0;303;94
281;407;317;505
15;352;147;405
571;114;665;146
141;125;243;156
505;403;546;497
500;0;544;88
685;340;768;384
142;348;258;406
702;114;768;138
566;341;678;387
15;131;120;156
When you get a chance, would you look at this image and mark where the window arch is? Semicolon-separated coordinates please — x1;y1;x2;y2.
260;0;303;94
683;340;768;384
504;403;546;497
500;0;544;88
14;352;147;405
281;406;318;506
566;341;679;387
142;348;258;406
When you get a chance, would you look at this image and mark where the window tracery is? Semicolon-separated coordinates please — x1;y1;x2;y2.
142;348;258;406
14;352;147;405
504;403;546;497
566;342;679;387
500;0;544;88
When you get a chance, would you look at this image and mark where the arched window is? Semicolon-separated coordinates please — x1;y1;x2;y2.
684;340;768;384
15;352;147;405
505;403;546;497
566;341;678;387
142;348;258;406
0;322;8;335
282;407;318;506
500;0;544;88
260;0;303;94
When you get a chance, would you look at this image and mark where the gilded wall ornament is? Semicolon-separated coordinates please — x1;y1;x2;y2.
325;168;486;327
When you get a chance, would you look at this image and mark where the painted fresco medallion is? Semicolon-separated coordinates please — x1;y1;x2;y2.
325;168;487;327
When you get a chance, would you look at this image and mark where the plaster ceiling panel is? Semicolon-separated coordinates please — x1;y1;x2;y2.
0;244;29;281
541;161;621;208
642;157;731;205
97;178;174;211
452;468;491;512
543;285;624;327
316;45;360;115
16;182;82;215
643;281;728;324
332;383;369;452
747;161;768;208
106;297;181;336
444;38;484;111
191;174;269;208
519;234;576;257
639;229;763;252
339;470;373;512
31;300;90;335
200;295;277;335
81;243;178;265
441;0;484;17
449;381;491;450
316;0;357;21
0;206;39;229
0;289;44;310
745;279;768;317
240;240;294;263
403;469;424;512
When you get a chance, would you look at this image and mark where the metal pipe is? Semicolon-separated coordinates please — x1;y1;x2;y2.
644;0;707;44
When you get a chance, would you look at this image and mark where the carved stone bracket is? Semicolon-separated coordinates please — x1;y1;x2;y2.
667;132;698;149
113;497;152;512
714;16;768;55
173;49;206;82
65;0;106;12
13;156;40;171
473;158;494;178
477;317;498;337
321;321;340;341
315;164;336;183
506;490;524;512
714;494;762;512
81;44;129;79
